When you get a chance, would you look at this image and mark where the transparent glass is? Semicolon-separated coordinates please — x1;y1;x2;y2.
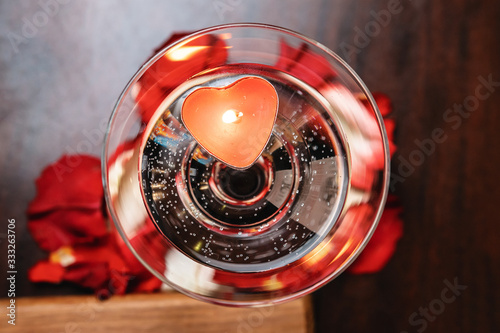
103;23;390;306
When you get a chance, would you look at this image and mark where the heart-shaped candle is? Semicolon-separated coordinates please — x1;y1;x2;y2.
181;76;278;169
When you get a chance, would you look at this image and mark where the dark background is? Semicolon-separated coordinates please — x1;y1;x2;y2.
1;0;499;332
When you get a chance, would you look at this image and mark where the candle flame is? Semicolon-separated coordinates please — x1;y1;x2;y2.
222;110;243;124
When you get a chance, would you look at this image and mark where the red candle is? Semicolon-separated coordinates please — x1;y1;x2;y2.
181;77;278;169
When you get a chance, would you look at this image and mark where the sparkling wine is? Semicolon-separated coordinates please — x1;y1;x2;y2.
140;65;348;273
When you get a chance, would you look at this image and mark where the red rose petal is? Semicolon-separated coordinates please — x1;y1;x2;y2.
372;92;392;116
274;38;302;71
28;222;74;252
28;155;103;214
28;209;108;251
383;118;396;142
28;236;137;294
64;240;129;292
105;270;131;295
28;261;65;283
348;196;403;274
149;35;228;90
275;40;337;89
116;218;167;277
72;240;127;269
359;92;393;117
63;262;109;290
152;33;191;54
129;273;163;293
135;84;168;124
137;34;228;123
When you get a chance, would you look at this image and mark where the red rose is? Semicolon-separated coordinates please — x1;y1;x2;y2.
27;155;108;251
28;154;163;295
28;32;403;299
348;195;403;274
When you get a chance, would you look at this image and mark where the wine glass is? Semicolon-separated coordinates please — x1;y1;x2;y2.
102;23;390;306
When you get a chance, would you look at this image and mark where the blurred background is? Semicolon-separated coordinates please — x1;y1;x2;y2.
1;0;499;332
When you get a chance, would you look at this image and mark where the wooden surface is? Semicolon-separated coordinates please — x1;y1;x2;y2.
0;292;312;333
0;1;499;332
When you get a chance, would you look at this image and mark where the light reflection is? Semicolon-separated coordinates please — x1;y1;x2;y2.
331;238;354;263
166;46;209;61
221;109;243;124
218;33;232;40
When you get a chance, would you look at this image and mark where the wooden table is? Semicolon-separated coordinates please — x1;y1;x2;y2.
0;1;498;332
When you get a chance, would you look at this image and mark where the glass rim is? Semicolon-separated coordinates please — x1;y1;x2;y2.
102;22;391;306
